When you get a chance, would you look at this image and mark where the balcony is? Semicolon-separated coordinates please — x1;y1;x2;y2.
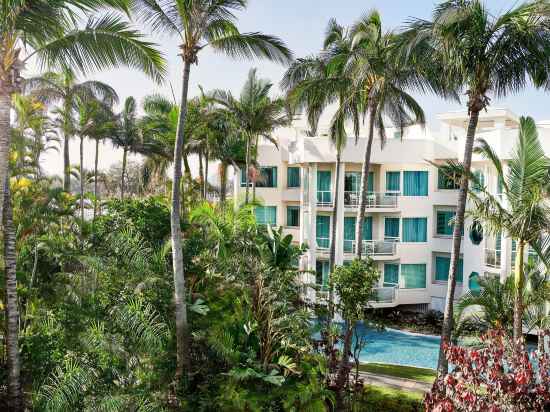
344;192;399;209
316;190;333;207
346;239;398;258
369;286;399;307
485;248;502;269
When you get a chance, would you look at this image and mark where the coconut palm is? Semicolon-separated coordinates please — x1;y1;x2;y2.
458;117;550;345
211;68;290;204
402;0;550;375
25;69;119;191
126;0;291;378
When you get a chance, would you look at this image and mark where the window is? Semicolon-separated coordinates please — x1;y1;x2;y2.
473;170;485;192
401;264;426;289
403;171;428;196
469;221;483;245
240;168;249;187
368;172;374;192
434;255;463;283
384;263;399;287
343;216;372;253
469;272;481;295
438;169;460;190
393;130;402;139
255;206;277;225
287;167;300;188
316;261;330;290
316;215;330;249
256;166;278;188
286;206;300;227
317;171;332;204
386;171;400;195
497;176;504;195
384;217;400;240
345;172;360;192
402;218;427;242
436;211;456;236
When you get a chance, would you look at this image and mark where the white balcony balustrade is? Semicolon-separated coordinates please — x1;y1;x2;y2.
344;192;399;208
316;191;333;207
371;286;397;304
347;239;398;256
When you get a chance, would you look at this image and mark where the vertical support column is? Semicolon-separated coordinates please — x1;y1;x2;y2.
335;162;346;266
500;236;510;283
233;166;241;209
308;164;318;273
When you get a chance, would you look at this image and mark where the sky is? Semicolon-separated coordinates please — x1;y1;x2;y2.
36;0;550;176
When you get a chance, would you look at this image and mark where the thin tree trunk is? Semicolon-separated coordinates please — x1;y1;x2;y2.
252;135;259;202
355;106;376;259
93;139;99;221
437;109;480;376
121;147;127;200
219;163;227;202
328;153;342;320
80;136;85;234
4;179;23;412
198;150;204;198
538;330;546;354
204;147;209;199
63;100;72;192
335;320;354;411
245;136;251;204
0;90;12;225
513;240;525;343
171;60;192;383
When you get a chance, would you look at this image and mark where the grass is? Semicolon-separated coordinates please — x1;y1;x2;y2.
360;385;424;412
358;362;437;384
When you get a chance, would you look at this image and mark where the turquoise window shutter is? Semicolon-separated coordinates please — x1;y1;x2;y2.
436;211;455;236
401;264;426;289
435;256;463;282
343;217;355;253
287;167;300;188
368;172;374;192
403;171;428;196
383;264;399;286
255;206;277;225
286;206;299;227
384;218;400;239
364;216;373;240
402;218;427;242
316;215;330;249
386;171;400;193
317;171;332;204
469;272;481;295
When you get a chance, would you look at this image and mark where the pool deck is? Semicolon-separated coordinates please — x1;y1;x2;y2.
359;371;432;393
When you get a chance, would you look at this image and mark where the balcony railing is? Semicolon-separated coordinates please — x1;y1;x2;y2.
485;248;502;269
371;286;397;303
316;237;330;250
344;191;359;206
317;191;333;207
344;191;399;208
347;239;398;256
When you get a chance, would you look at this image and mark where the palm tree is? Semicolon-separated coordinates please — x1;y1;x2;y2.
111;97;140;200
282;18;357;317
211;68;290;204
0;1;165;223
26;69;119;191
342;13;426;260
402;0;550;375
129;0;293;380
457;116;550;343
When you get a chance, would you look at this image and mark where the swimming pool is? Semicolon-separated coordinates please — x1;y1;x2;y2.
352;323;441;370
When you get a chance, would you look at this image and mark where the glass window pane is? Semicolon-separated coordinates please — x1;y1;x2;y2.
317;171;332;204
384;263;399;286
403;171;428;196
316;215;330;249
255;206;277;225
401;264;426;289
386;171;401;193
438;169;460;190
287;167;300;188
384;217;400;240
287;206;299;227
435;256;463;283
256;167;278;188
402;218;427;242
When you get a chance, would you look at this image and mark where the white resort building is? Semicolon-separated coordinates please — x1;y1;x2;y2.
232;109;550;312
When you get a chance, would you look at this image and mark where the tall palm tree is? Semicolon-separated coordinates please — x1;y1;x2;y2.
129;0;292;380
282;19;357;317
0;1;165;223
343;13;426;260
111;97;140;200
26;69;119;191
458;117;550;342
402;0;550;375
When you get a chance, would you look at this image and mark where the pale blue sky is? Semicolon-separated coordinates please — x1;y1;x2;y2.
36;0;550;174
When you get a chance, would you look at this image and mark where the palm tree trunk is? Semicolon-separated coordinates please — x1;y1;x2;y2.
538;330;546;354
355;106;376;259
121;147;128;200
80;135;85;233
252;135;259;202
219;163;227;202
204;147;209;199
335;320;354;411
93;139;99;221
0;89;12;224
245;136;251;204
63;100;72;192
437;108;480;376
3;179;23;412
171;59;192;382
513;239;525;343
328;152;342;319
198;150;204;197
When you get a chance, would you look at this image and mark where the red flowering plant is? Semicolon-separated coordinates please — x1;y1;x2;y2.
424;329;550;412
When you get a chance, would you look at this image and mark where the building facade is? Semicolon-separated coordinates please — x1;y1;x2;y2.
233;109;550;312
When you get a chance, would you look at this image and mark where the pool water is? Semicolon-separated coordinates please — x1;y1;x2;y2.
352;323;441;370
